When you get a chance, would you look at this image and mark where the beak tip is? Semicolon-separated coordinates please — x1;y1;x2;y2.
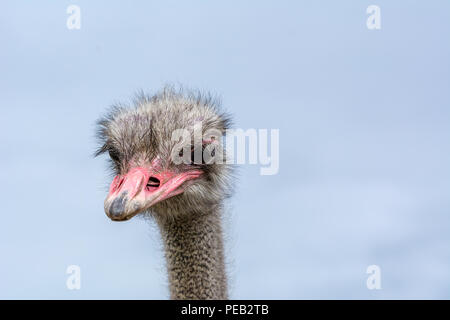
105;192;129;221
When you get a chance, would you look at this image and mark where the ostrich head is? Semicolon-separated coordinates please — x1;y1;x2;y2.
96;88;232;222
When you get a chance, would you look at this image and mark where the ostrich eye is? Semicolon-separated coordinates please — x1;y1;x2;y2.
176;144;213;165
190;146;196;163
108;149;120;162
190;145;208;165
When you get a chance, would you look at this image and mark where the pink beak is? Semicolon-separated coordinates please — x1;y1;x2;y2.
104;167;202;221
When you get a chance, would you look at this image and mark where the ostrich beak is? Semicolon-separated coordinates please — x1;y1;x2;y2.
104;167;202;221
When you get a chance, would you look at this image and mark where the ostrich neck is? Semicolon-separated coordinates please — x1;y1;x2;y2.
156;207;228;299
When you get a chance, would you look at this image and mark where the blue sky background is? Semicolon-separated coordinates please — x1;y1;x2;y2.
0;0;449;299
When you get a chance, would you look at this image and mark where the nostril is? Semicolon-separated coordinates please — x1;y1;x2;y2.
117;178;124;190
147;176;160;189
111;176;124;193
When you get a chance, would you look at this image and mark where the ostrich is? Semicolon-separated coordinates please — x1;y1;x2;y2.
95;87;232;300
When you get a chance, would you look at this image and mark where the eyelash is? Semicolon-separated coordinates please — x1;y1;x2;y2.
178;145;208;165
